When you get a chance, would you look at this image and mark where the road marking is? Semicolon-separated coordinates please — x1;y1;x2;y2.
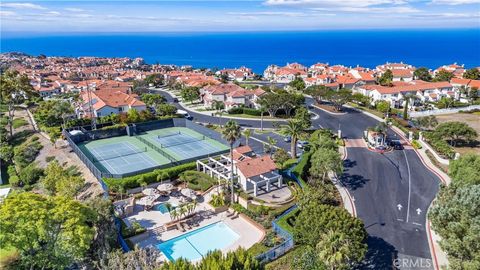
397;218;404;222
397;204;403;211
416;208;422;215
402;150;412;223
412;222;423;226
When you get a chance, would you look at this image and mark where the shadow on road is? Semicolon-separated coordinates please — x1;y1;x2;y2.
343;158;357;168
341;173;370;190
355;236;398;270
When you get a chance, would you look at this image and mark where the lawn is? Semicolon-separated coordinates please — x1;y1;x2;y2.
180;170;218;192
12;118;28;129
275;208;298;235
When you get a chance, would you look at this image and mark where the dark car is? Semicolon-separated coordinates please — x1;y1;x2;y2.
172;98;179;103
389;140;404;150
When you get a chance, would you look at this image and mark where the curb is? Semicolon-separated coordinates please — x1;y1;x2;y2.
312;104;348;116
339;145;357;217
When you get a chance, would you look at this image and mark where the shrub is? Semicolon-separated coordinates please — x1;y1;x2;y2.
243;108;263;116
121;220;146;238
104;162;196;190
291;151;312;186
12;118;28;129
13;139;43;168
18;163;44;186
227;107;244;114
179;170;217;192
423;132;455;159
411;140;422;149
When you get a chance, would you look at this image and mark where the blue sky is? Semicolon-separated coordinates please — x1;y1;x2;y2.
1;0;479;32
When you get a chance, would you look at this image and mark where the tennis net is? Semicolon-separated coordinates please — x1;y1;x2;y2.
93;147;147;163
134;136;177;163
157;131;181;140
160;136;206;148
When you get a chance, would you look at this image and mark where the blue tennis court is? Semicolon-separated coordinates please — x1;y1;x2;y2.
153;131;226;160
88;142;158;175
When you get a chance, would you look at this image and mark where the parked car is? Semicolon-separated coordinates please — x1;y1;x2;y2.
284;135;291;142
297;140;308;148
172;98;179;103
177;109;193;120
389;140;404;150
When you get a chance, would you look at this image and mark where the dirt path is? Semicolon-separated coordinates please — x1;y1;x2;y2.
17;108;104;200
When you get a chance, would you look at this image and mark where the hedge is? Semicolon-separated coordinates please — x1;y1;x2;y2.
104;162;197;190
291;151;312;187
227;107;265;116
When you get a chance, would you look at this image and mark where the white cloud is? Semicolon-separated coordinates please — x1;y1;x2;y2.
319;6;419;13
0;10;17;17
228;11;307;17
45;11;61;16
0;2;46;10
64;8;86;12
430;0;480;5
264;0;408;7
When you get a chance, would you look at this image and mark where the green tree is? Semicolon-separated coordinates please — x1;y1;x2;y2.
351;93;369;106
258;92;283;117
180;87;200;104
434;121;477;146
144;73;164;86
18;162;44;186
448;154;480;188
306;85;330;103
412;115;438;131
243;128;252;146
316;229;365;270
294;106;312;130
289;77;306;91
429;184;480;269
155;103;178;116
101;247;163;270
281;119;304;158
273;148;290;167
0;192;96;269
437;96;455;109
375;100;390;116
41;161;85;198
413;67;432;81
434;70;455;82
292;245;325;270
463;68;480;80
378;69;393;86
293;203;367;265
309;148;343;185
325;89;351;111
0;69;36;138
222;120;241;203
0;143;14;163
126;108;141;123
141;93;165;107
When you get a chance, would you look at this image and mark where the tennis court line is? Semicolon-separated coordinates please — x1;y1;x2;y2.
111;146;133;172
91;147;119;174
123;141;157;166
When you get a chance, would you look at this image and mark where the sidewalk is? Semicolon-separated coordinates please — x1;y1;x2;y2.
334;145;356;217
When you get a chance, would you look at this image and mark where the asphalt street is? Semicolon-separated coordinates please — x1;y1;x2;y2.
154;88;441;269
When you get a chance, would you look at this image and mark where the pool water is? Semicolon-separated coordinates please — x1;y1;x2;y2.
152;203;170;214
156;222;240;261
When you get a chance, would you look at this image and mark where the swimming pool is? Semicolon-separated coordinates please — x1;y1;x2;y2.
152;202;177;214
156;221;240;261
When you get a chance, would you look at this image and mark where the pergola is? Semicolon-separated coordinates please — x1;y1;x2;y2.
196;157;234;182
248;171;282;197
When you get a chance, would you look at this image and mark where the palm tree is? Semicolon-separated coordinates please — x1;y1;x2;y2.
243;129;252;146
170;209;178;221
0;70;36;137
213;100;225;127
222;120;241;203
178;205;187;218
266;136;277;155
316;229;352;270
281;119;304;158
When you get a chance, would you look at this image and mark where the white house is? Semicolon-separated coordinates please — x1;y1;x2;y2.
77;89;146;118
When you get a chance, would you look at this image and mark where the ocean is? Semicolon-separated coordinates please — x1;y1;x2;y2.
1;29;479;73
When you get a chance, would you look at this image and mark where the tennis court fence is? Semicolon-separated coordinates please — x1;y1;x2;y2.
63;130;108;193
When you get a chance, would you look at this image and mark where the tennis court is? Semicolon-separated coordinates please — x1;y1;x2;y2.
78;136;172;176
140;127;229;161
76;126;229;177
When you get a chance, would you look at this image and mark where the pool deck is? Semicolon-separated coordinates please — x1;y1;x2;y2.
125;188;265;260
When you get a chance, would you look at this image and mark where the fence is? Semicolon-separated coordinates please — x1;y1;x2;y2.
409;105;480;117
115;217;131;252
256;205;297;264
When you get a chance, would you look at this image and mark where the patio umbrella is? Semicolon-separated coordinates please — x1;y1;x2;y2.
157;183;174;192
142;188;158;196
181;188;197;199
137;194;160;205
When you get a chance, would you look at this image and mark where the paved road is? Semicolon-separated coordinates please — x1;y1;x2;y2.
154;88;441;269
